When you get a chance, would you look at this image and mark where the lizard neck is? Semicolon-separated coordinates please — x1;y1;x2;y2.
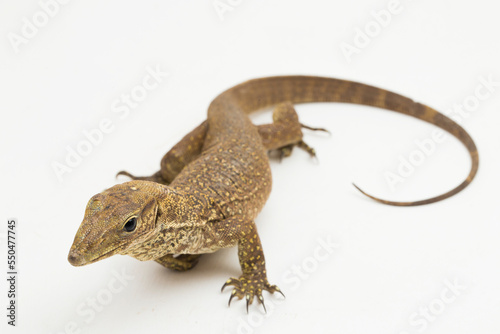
124;184;215;260
157;187;208;227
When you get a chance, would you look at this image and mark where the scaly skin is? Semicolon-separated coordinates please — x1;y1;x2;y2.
68;76;479;311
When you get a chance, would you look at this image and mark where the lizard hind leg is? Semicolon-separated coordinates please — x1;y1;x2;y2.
155;254;202;272
258;102;328;160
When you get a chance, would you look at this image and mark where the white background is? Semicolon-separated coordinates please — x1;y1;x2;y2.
1;0;500;333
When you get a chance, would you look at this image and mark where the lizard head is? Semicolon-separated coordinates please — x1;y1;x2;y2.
68;181;162;267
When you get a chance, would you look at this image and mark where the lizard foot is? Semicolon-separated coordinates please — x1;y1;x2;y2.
278;144;294;161
168;254;201;271
297;140;317;158
221;275;285;312
277;140;317;161
155;254;201;271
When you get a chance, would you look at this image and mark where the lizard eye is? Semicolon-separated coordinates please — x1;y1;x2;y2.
123;217;137;232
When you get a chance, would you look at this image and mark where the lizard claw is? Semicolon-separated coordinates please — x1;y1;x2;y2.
228;290;237;306
274;286;286;299
221;277;240;292
258;295;267;313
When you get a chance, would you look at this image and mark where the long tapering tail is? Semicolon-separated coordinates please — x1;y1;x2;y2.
212;75;479;206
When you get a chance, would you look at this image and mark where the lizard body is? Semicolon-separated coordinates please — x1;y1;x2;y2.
68;76;479;310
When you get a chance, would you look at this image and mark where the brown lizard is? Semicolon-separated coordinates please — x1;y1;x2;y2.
68;76;479;311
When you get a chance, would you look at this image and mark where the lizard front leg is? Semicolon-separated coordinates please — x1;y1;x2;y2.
117;120;208;185
155;254;202;272
218;218;283;312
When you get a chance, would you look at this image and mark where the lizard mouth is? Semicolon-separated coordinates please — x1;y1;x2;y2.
68;246;121;267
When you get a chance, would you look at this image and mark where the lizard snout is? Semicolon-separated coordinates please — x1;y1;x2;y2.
68;248;85;266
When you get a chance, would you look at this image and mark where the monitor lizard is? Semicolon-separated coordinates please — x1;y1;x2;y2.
68;76;479;311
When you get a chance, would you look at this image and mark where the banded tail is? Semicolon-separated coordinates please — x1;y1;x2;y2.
213;75;479;206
